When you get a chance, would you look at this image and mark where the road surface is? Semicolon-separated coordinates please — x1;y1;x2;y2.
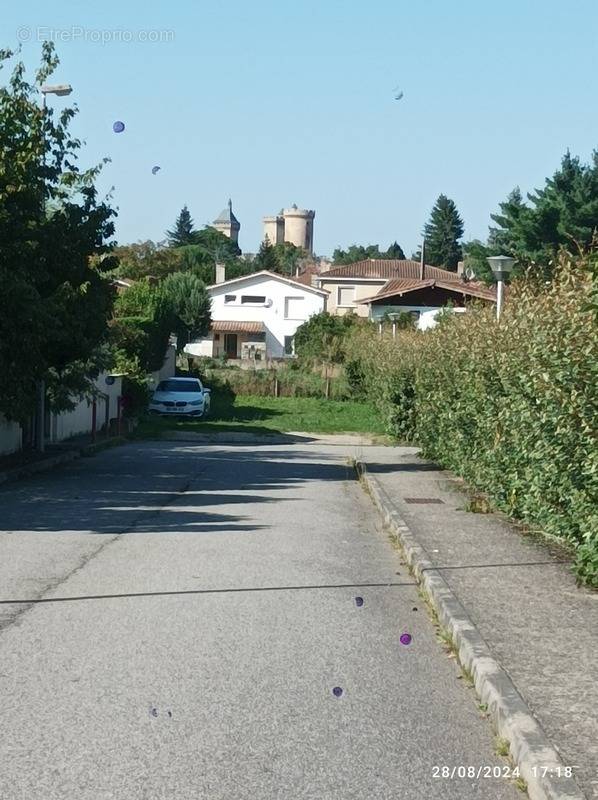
0;440;520;800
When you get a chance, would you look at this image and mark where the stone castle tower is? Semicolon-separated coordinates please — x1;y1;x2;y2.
262;204;315;255
212;199;240;246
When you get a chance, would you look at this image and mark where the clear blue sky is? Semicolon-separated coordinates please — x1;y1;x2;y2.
3;0;597;256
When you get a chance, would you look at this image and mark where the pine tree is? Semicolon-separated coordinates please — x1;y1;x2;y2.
488;150;598;276
166;205;196;247
253;236;279;272
423;195;464;270
385;241;406;259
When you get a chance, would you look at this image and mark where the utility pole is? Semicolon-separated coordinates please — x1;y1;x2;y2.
36;84;73;452
419;239;426;281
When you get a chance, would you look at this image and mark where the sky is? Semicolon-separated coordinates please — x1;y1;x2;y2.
2;0;597;257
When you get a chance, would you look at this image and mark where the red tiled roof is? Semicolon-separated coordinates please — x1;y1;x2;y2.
321;260;496;302
360;277;496;304
211;320;265;333
320;259;462;281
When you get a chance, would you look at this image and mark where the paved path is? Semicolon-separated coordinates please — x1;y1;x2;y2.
356;445;598;799
0;441;520;800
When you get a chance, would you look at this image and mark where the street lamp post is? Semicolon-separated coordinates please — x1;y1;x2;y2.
486;255;516;320
35;84;73;452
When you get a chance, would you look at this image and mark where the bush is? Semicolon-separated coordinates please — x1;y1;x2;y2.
202;365;352;400
345;252;598;586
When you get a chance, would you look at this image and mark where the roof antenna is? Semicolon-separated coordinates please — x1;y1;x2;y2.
420;239;426;280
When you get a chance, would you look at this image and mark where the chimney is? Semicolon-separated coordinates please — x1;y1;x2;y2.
215;263;226;284
419;240;426;280
457;260;465;278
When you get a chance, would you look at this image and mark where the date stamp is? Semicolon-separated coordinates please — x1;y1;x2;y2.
432;765;576;780
432;765;521;779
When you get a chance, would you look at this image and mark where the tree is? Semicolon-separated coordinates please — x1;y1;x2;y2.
109;240;183;280
294;312;361;363
0;43;116;425
422;194;464;270
332;242;406;265
161;272;211;353
271;242;307;275
110;279;172;373
253;236;279;272
488;151;598;278
166;205;196;247
385;241;406;259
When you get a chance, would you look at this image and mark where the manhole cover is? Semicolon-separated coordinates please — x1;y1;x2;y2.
404;497;444;504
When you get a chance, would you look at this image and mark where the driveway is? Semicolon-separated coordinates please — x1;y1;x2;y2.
0;440;520;800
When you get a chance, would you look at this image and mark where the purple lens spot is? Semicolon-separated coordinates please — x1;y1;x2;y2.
113;121;125;133
332;686;343;697
400;633;412;645
151;165;160;174
355;596;364;607
167;711;172;718
150;707;158;717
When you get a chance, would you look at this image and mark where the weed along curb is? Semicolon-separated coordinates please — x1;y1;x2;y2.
355;460;585;800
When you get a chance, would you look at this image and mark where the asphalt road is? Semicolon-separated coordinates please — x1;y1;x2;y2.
0;441;521;800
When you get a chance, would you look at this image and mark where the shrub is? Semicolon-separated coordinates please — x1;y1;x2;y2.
345;252;598;586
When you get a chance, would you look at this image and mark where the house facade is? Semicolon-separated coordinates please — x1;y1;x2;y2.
316;259;496;329
185;270;328;362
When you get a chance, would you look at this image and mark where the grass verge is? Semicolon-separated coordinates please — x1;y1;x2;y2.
136;394;391;438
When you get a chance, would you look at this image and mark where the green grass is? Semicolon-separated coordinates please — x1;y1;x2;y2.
136;393;390;438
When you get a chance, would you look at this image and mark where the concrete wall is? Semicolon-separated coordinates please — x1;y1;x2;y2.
50;374;123;442
150;344;177;387
185;274;326;360
0;413;22;456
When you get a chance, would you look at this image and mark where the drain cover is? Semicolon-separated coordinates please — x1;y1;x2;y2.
404;497;444;504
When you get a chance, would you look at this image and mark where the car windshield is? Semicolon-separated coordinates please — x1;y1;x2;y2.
156;380;200;393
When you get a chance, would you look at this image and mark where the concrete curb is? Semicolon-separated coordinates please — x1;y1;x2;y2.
355;461;585;800
161;431;380;446
0;436;128;487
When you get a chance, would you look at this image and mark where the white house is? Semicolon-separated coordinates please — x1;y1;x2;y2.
185;269;328;362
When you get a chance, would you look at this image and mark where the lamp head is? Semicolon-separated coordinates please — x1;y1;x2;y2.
487;255;516;276
41;84;73;97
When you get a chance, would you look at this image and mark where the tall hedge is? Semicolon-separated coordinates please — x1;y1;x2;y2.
345;253;598;586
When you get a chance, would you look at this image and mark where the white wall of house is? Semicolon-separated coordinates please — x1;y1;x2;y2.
185;273;327;359
369;304;467;330
0;413;22;456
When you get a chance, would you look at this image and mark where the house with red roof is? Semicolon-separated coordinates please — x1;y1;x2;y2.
315;259;496;329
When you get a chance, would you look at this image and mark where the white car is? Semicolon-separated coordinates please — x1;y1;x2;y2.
149;377;211;418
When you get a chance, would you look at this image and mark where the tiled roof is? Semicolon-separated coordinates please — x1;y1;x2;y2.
320;260;496;302
321;259;464;281
211;320;264;333
360;277;496;304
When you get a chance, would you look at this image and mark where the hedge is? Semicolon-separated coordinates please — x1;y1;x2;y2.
344;254;598;586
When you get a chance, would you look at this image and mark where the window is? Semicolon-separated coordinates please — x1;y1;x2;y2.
284;296;304;319
156;379;201;393
224;294;236;303
284;336;295;356
241;294;266;304
247;331;266;342
337;286;356;306
214;333;220;341
409;310;421;321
